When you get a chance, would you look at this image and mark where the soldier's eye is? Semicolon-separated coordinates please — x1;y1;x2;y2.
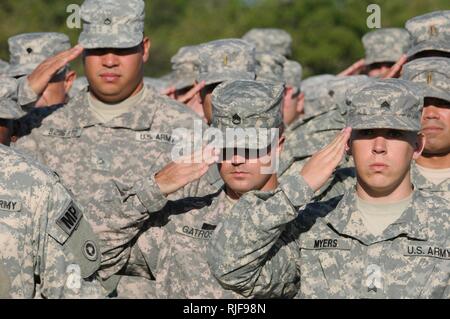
360;129;374;136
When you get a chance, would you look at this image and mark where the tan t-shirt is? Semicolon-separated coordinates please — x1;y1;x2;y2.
356;194;413;237
416;164;450;185
88;86;146;123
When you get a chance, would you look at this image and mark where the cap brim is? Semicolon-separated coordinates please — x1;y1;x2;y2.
365;57;397;65
348;114;420;131
79;32;143;49
7;63;67;78
420;86;450;103
0;99;26;120
197;71;255;86
407;39;450;58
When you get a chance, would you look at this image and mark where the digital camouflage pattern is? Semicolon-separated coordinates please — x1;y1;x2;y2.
211;79;284;149
411;163;450;203
69;76;89;98
347;79;423;131
254;51;286;83
0;59;9;75
0;76;25;120
7;32;71;78
283;59;302;95
78;0;145;49
401;57;450;102
208;188;450;298
197;39;256;86
362;28;411;65
170;45;202;90
242;28;293;58
405;10;450;58
13;86;220;294
0;144;105;298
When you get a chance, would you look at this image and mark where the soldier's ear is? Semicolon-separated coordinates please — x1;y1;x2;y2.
412;133;426;160
142;37;151;63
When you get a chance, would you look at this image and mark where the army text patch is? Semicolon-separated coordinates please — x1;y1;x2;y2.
135;132;178;144
405;245;450;260
0;197;21;212
42;128;82;139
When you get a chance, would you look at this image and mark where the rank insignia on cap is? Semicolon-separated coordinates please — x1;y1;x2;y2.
232;114;241;125
429;25;438;37
427;72;433;85
381;101;390;109
104;18;112;25
223;55;228;66
26;48;33;54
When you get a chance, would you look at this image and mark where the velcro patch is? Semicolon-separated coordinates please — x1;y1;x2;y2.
405;245;450;260
177;225;214;240
135;132;179;144
42;128;82;139
56;202;82;235
0;197;21;212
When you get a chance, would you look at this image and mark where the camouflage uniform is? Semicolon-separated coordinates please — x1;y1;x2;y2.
7;33;73;140
0;59;9;75
0;92;104;298
119;80;301;298
254;52;286;83
362;28;411;66
242;28;293;58
208;79;450;299
13;0;219;294
69;76;89;98
405;10;450;59
283;59;302;96
401;57;450;202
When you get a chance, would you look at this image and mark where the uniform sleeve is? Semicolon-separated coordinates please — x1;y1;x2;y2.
37;181;106;298
207;182;314;298
16;77;39;107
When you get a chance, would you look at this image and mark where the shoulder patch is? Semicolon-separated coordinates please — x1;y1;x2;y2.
56;201;82;235
0;197;21;212
42;128;82;139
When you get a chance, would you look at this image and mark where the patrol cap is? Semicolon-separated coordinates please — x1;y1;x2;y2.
197;39;256;86
7;32;71;78
78;0;145;49
405;10;450;58
346;79;423;131
301;74;336;119
255;52;286;84
211;80;284;149
0;76;25;120
283;60;303;95
0;60;9;75
243;28;293;57
401;57;450;102
170;45;201;90
327;75;374;114
362;28;411;65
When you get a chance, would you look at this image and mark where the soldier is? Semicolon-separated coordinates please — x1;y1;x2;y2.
7;33;78;141
0;77;22;145
8;32;76;108
13;0;220;295
196;39;256;125
0;89;105;298
69;76;89;98
242;28;293;58
401;57;450;202
208;79;450;298
282;59;304;126
339;28;411;78
405;10;450;61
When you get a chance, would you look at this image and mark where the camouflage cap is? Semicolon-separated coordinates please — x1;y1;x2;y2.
79;0;145;49
362;28;411;65
255;52;286;84
401;57;450;102
0;60;9;75
405;10;450;58
327;75;374;114
302;74;336;119
7;32;71;78
242;28;293;57
283;60;303;95
0;76;25;120
170;45;201;90
211;80;284;149
346;79;423;131
197;39;256;86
